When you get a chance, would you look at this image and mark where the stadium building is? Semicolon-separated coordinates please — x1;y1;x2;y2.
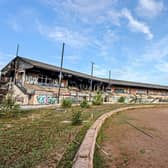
1;56;168;105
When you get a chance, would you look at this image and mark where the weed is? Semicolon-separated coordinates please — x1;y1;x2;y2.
80;99;89;108
140;149;145;154
118;96;125;103
61;98;72;108
92;92;103;105
0;94;20;117
71;110;83;125
57;124;90;168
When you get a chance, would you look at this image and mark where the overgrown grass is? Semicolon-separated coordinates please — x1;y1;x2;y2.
57;123;90;168
93;127;105;168
0;108;80;168
0;104;132;168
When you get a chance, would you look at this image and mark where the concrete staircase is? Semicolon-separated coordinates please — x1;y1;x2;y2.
0;80;8;103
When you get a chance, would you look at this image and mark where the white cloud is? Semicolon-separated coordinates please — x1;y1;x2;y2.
122;8;153;39
41;1;153;40
64;1;154;40
64;0;114;13
37;21;119;53
37;22;90;48
107;10;122;26
107;8;153;39
41;0;117;25
136;0;164;17
43;0;116;14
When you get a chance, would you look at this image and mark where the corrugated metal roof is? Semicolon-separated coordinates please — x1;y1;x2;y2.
11;56;168;90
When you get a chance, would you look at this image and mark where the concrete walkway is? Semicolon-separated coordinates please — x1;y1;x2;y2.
72;105;154;168
20;103;80;110
20;104;60;110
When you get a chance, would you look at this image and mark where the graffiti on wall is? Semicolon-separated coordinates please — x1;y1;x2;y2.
37;95;57;104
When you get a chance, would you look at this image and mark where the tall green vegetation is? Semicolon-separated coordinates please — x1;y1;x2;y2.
80;99;89;108
0;94;20;117
118;96;125;103
71;110;83;125
61;98;72;108
92;92;103;105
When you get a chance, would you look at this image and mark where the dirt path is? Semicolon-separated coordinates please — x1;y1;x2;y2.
100;107;168;168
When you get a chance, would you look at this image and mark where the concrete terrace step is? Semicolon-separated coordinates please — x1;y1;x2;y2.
24;84;69;93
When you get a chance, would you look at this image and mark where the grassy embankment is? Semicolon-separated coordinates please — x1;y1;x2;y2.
0;104;132;168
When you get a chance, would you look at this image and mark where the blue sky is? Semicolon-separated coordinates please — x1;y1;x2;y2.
0;0;168;85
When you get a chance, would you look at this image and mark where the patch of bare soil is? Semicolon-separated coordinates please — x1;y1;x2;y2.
101;107;168;168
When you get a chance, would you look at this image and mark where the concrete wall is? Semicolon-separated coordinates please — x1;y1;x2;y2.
12;82;168;105
33;91;58;105
13;85;29;104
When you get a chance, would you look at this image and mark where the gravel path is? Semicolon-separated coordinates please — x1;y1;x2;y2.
100;107;168;168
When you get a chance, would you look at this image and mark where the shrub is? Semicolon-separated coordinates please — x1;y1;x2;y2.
71;110;83;125
61;98;72;108
118;96;125;103
80;99;89;108
0;94;20;117
92;92;103;105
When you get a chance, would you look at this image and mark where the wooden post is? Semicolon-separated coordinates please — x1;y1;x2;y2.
58;43;65;104
14;44;19;84
89;62;94;101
